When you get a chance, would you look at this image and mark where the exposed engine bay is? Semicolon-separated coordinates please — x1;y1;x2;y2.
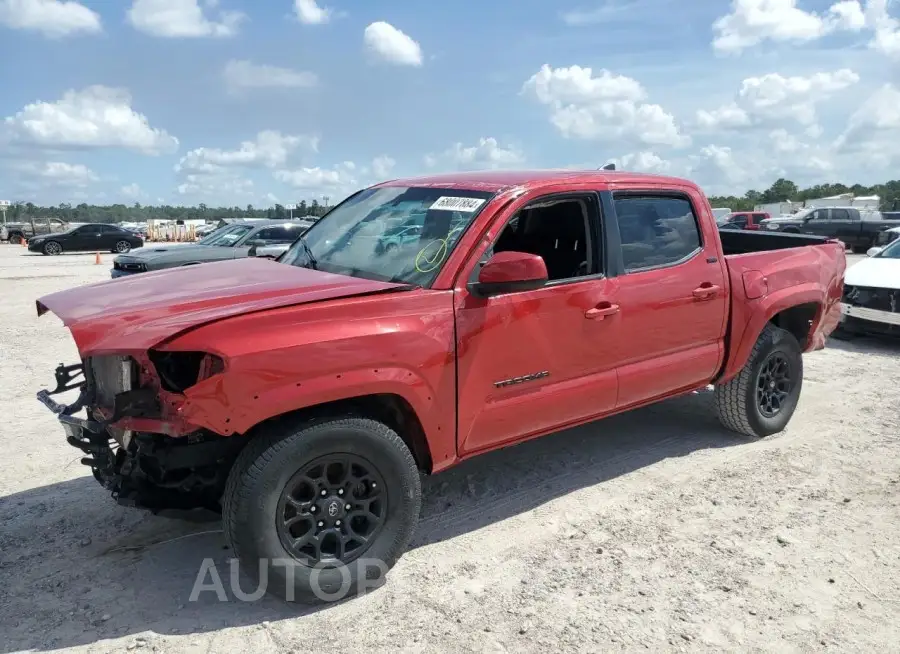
38;354;245;513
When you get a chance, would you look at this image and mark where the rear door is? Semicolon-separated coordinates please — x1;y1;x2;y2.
608;188;728;408
828;208;862;246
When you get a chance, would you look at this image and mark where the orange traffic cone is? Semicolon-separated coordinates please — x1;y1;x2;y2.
21;238;26;247
94;252;101;265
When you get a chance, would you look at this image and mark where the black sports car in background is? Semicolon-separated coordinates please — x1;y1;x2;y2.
28;223;144;255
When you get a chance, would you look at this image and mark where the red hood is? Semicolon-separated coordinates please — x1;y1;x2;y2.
37;258;405;354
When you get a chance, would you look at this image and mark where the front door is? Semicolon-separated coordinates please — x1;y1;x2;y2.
454;191;620;456
801;209;832;237
609;190;728;408
70;225;102;250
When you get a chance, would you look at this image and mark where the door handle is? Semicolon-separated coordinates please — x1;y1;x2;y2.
585;303;619;320
692;284;720;300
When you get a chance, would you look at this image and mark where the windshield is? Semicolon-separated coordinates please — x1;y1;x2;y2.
875;238;900;259
279;186;495;285
198;224;254;247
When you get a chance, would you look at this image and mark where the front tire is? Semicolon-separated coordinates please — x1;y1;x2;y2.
222;416;422;603
715;323;803;438
43;241;62;255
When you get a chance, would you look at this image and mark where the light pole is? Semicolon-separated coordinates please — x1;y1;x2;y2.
0;200;8;241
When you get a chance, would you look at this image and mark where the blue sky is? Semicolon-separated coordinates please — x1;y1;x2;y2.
0;0;898;206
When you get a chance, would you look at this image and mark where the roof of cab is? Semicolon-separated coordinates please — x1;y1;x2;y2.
378;169;697;193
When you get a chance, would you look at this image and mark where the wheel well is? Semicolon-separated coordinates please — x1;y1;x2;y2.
244;394;434;473
769;302;819;349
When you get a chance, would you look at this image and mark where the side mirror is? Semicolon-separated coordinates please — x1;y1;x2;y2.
867;246;883;257
468;251;548;297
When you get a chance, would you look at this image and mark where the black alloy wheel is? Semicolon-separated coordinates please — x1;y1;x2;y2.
755;352;793;418
276;454;386;566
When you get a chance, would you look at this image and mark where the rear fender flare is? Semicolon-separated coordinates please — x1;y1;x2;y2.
720;284;824;383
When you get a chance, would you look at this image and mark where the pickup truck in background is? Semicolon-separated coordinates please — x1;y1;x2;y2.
4;217;71;244
718;211;771;230
34;170;846;602
760;207;900;253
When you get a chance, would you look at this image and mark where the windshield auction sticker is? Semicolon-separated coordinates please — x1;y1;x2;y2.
429;196;486;212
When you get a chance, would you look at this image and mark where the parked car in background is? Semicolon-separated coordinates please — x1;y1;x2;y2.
110;219;309;278
35;169;845;602
836;237;900;337
718;211;770;231
871;226;900;254
759;207;900;253
253;219;315;258
28;223;143;255
7;217;70;244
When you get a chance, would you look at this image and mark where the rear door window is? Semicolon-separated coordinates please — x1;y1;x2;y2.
614;195;703;272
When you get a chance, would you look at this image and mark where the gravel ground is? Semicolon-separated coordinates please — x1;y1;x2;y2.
2;246;899;653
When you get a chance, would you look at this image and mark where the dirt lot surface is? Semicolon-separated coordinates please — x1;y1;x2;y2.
2;247;899;653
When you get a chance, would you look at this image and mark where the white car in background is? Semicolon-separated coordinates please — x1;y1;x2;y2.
837;237;900;337
868;225;900;256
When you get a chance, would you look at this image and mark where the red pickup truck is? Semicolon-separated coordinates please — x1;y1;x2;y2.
35;170;845;602
720;211;771;230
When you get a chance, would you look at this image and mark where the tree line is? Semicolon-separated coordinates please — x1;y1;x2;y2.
707;179;900;212
3;178;899;225
1;199;335;225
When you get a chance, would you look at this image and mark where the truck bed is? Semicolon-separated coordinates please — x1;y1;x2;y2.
717;231;846;382
718;229;831;255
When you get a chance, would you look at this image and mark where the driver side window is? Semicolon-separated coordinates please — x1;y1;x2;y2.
484;194;599;283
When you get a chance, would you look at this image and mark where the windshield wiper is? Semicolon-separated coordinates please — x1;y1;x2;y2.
298;236;318;270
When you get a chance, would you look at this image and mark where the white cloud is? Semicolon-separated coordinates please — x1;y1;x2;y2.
121;183;144;199
275;162;358;191
176;130;318;174
0;0;101;37
223;60;318;94
696;68;859;130
425;137;525;170
127;0;244;38
363;21;424;66
560;0;642;25
696;104;751;130
605;151;672;173
14;160;99;187
3;85;179;155
294;0;330;24
868;0;900;57
370;155;396;179
712;0;867;53
835;83;900;166
177;173;253;197
522;64;689;147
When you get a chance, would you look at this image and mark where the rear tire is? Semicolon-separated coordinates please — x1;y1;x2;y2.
43;241;62;255
715;323;803;438
222;416;422;603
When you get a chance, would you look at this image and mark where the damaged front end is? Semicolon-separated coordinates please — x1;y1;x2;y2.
37;352;244;513
841;285;900;336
